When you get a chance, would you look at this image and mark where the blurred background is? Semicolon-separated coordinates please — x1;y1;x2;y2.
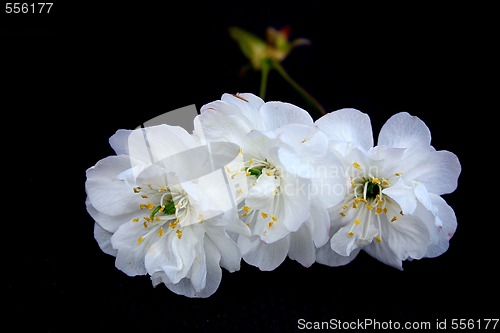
2;2;496;332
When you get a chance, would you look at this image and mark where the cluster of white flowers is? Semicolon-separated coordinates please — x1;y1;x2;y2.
85;93;461;298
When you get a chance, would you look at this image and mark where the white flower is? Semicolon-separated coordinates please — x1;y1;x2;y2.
85;124;249;297
315;109;461;269
195;93;347;270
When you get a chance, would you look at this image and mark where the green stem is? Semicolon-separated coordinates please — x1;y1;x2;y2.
271;61;326;116
259;60;270;99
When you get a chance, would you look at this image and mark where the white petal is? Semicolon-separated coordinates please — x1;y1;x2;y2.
86;197;136;233
278;147;316;178
111;222;149;276
206;227;241;272
400;150;461;195
363;241;403;270
329;224;359;256
221;93;265;128
378;112;432;151
383;214;432;261
260;101;313;130
245;173;280;209
315;108;373;151
188;238;208;292
238;235;290;271
309;201;331;247
316;243;359;267
288;222;316;267
93;223;117;256
382;178;417;214
153;236;222;298
85;155;142;216
425;194;457;258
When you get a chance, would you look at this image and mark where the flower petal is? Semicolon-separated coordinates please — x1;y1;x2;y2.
260;101;313;130
400;150;461;195
206;227;241;273
93;223;117;256
315;108;373;151
425;194;457;258
377;112;432;152
238;235;290;271
316;243;359;267
288;222;316;267
382;178;418;215
86;197;136;233
85;155;142;216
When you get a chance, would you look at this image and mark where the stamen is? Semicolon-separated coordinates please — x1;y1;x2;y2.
375;236;382;243
242;206;251;212
133;187;142;193
158;227;164;237
347;231;354;237
176;230;183;239
261;212;268;219
391;216;398;222
132;218;139;223
137;237;144;245
353;162;361;169
141;195;148;198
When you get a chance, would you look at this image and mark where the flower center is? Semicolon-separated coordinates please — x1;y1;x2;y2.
337;161;403;244
131;183;195;245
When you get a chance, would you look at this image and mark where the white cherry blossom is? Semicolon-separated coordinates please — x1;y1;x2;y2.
315;109;461;269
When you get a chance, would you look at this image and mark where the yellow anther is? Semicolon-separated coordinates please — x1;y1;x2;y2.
266;172;272;176
141;195;148;199
154;217;161;221
400;210;404;215
371;178;381;184
225;167;231;173
365;204;374;210
351;180;355;187
159;205;165;212
375;236;382;243
375;208;383;214
146;202;155;210
143;222;148;228
137;237;144;245
169;219;179;229
383;208;388;214
242;205;251;212
198;214;204;222
158;186;168;192
395;172;402;177
271;215;278;222
342;205;349;210
340;212;346;217
140;204;148;209
158;227;164;237
268;222;274;228
347;232;354;237
147;184;154;190
353;162;361;169
246;172;251;177
133;187;141;193
248;159;253;166
354;219;361;225
382;179;390;185
391;216;398;222
239;148;243;155
132;218;139;223
176;230;183;239
241;213;248;217
143;217;151;222
261;212;268;219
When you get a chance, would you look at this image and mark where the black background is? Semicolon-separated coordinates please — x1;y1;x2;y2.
2;2;497;332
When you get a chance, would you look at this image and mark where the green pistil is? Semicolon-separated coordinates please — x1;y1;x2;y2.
247;167;264;178
150;201;176;221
